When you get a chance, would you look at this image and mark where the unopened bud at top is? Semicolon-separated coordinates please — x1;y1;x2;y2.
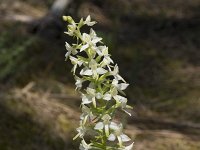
63;16;74;23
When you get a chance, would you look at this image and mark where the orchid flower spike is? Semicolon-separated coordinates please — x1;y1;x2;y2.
63;15;133;150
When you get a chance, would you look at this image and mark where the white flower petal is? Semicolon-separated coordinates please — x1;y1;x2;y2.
82;33;91;43
108;134;116;141
83;115;88;125
86;87;96;96
112;79;118;87
72;65;77;74
110;87;118;97
85;15;91;22
90;28;96;37
65;42;71;50
79;139;92;150
94;122;104;130
89;59;97;70
65;52;70;59
110;122;118;130
80;44;89;52
96;92;102;99
84;15;96;26
124;142;134;150
123;109;132;116
96;68;107;74
116;74;126;82
87;21;96;26
105;56;113;64
92;37;102;44
113;95;127;103
75;77;83;88
105;124;109;137
118;83;129;90
103;93;111;101
80;69;93;76
120;134;131;142
81;94;92;104
102;114;111;122
92;97;96;108
112;65;119;75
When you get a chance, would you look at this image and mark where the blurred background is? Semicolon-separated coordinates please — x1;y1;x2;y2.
0;0;200;149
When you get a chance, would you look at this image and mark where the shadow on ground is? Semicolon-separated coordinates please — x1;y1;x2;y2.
0;102;77;150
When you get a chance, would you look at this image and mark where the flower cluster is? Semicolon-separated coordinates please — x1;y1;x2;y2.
63;15;133;150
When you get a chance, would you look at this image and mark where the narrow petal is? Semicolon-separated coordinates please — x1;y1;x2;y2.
92;97;96;108
80;44;89;52
90;28;96;37
105;124;110;137
117;136;123;147
73;133;80;140
116;74;126;82
85;15;91;22
123;109;132;116
65;42;72;51
124;142;134;150
83;115;88;125
65;52;70;60
80;139;92;150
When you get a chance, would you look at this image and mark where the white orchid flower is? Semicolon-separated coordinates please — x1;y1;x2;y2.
89;59;107;76
113;95;131;116
108;124;131;147
75;76;84;90
65;21;77;36
81;93;93;106
86;87;97;107
81;87;104;107
96;46;114;66
80;105;94;125
80;32;102;52
65;42;78;59
112;79;129;91
69;56;83;74
80;60;107;78
84;15;96;26
110;65;126;82
73;123;87;140
94;114;115;137
109;86;131;116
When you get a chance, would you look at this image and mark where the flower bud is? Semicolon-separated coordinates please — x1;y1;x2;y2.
63;16;74;23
